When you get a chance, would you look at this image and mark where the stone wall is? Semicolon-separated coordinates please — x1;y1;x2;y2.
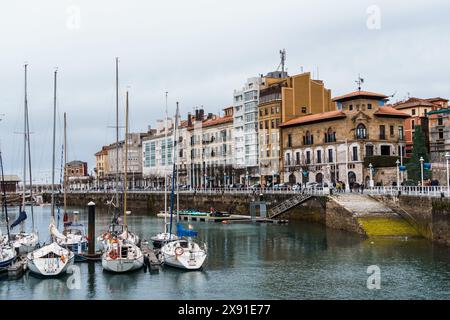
373;195;450;246
325;199;366;235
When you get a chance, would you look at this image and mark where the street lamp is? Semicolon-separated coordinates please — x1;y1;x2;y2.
419;156;424;187
368;163;373;188
395;159;400;189
445;152;450;197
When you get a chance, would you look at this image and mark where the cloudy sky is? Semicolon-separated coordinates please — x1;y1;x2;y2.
1;0;449;183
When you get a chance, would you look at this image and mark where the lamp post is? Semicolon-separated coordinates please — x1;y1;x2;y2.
345;139;350;192
369;163;373;188
419;156;424;187
396;159;400;189
271;170;275;189
445;152;450;197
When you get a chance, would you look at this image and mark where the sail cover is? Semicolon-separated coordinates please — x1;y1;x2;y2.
10;211;27;229
176;223;198;237
49;222;67;241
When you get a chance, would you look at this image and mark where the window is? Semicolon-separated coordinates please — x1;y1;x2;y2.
365;145;374;156
368;103;372;110
303;131;313;145
411;120;415;128
349;105;353;111
352;146;358;161
265;108;269;116
287;134;292;148
301;107;307;113
271;120;275;129
306;151;311;164
380;145;391;156
379;125;386;140
271;107;274;114
356;124;367;139
317;150;322;164
265;120;269;129
424;109;428;116
390;125;394;136
328;149;333;163
412;109;416;115
286;153;291;166
438;117;444;126
259;122;263;130
398;126;404;140
325;128;336;143
296;152;300;165
259;110;263;117
439;129;444;140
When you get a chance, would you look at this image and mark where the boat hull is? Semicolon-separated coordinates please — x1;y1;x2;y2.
161;240;207;270
0;256;16;269
102;254;144;273
27;243;75;277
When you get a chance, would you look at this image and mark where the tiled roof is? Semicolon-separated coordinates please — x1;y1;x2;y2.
393;97;437;109
333;91;388;102
279;110;346;127
189;115;233;130
374;106;410;118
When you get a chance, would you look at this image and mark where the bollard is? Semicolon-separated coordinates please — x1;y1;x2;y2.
87;201;96;255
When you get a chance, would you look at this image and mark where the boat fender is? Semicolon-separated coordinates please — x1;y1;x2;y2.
175;247;184;256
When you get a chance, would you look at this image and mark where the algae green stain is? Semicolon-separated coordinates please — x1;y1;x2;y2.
357;217;420;237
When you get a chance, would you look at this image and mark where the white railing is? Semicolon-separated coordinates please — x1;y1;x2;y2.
365;186;450;197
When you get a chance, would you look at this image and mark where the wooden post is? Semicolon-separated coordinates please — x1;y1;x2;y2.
87;201;95;255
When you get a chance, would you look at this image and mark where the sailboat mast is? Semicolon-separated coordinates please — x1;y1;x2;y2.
22;64;27;210
115;57;119;214
168;102;179;237
25;65;35;232
63;112;67;217
176;102;180;223
164;91;168;233
0;148;11;243
123;91;129;226
51;69;57;218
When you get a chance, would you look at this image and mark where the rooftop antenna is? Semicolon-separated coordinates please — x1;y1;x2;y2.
355;74;364;91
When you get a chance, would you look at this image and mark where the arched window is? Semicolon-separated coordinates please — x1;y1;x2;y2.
356;124;367;139
303;131;313;145
325;127;336;143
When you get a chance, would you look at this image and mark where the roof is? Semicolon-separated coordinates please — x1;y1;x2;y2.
393;97;437;109
279;110;346;127
428;108;450;115
333;91;388;102
188;115;233;130
426;97;449;103
374;106;410;118
1;175;20;182
67;160;87;167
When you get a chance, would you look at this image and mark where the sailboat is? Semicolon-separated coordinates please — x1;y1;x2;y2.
9;64;39;255
27;69;74;276
0;146;17;269
98;58;140;251
55;113;88;261
101;89;143;273
151;92;179;249
160;102;207;270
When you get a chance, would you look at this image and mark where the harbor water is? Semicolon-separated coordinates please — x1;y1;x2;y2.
1;205;450;299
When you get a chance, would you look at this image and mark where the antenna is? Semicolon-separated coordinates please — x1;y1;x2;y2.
279;49;286;75
355;74;364;91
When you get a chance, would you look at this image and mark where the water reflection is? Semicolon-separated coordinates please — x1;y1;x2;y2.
1;205;450;299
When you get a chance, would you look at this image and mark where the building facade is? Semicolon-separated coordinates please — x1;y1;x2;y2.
187;107;234;188
279;91;410;187
95;146;109;179
258;71;334;185
233;77;263;183
428;101;450;162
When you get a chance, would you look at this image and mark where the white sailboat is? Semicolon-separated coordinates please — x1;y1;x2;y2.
55;113;88;260
98;58;140;250
101;88;143;273
27;68;74;276
0;146;17;269
9;64;38;254
161;102;207;270
151;92;178;249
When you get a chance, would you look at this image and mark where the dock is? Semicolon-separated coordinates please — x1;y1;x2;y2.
140;241;161;273
0;255;28;280
156;212;288;224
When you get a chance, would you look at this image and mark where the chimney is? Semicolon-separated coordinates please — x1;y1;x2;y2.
187;112;192;127
199;109;205;120
207;113;213;120
195;109;199;121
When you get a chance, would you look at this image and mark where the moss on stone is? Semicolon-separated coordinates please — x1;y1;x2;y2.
357;217;420;237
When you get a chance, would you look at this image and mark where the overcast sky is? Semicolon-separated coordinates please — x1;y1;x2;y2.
1;0;449;183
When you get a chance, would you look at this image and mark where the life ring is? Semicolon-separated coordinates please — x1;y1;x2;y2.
109;250;118;260
175;247;184;256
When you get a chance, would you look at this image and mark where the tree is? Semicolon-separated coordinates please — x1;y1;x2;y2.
406;125;431;183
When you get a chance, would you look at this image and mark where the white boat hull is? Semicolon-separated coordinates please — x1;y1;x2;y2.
102;254;144;273
161;240;207;270
27;242;75;277
11;232;39;255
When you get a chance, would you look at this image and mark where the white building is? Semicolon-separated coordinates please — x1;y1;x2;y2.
233;77;263;183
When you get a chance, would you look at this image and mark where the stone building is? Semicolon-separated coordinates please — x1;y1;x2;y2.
258;71;333;185
95;146;109;179
66;160;88;177
279;90;410;187
428;102;450;163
